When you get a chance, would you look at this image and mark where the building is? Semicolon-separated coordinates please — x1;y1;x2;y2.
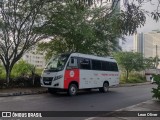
106;0;120;11
133;30;160;58
133;32;144;54
22;47;46;69
0;46;46;69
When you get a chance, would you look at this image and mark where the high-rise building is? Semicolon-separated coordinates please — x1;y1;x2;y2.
133;32;144;54
133;30;160;58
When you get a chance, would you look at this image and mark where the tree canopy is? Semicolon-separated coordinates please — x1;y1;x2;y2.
0;0;160;82
36;0;148;59
114;52;144;81
0;0;48;82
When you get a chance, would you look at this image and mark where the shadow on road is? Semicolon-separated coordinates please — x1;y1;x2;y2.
47;89;119;97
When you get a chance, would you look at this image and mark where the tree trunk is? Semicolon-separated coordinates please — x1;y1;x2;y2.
5;64;14;83
5;67;11;83
126;70;129;82
32;66;36;86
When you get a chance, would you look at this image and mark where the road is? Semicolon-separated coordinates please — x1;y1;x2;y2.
0;84;156;119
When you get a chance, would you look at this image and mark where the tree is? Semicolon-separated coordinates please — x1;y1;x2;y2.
36;0;146;59
144;57;160;69
0;0;48;83
114;52;144;81
152;74;160;101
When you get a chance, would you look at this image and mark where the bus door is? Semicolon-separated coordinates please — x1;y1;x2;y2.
64;57;79;89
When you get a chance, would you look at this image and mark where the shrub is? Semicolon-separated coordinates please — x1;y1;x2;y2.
120;72;146;83
35;68;43;76
128;73;146;83
11;60;34;77
0;60;42;88
152;74;160;101
0;74;41;88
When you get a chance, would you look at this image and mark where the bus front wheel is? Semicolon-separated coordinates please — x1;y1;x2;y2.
68;84;78;96
99;82;109;93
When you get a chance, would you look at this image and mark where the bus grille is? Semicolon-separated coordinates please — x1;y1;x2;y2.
43;77;53;85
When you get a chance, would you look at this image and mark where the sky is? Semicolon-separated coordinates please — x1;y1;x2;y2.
120;0;160;51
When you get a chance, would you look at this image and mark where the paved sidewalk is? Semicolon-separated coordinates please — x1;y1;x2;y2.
0;87;48;97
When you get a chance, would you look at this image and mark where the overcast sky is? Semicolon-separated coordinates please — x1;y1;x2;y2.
121;0;160;51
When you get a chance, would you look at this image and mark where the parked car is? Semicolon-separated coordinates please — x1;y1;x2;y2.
151;76;156;84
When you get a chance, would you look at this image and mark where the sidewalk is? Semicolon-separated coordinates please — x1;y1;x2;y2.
0;87;48;97
87;99;160;120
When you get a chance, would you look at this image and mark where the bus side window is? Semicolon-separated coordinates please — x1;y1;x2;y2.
80;58;91;70
109;62;118;71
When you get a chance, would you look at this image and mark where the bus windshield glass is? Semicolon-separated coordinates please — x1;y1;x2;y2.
45;54;69;72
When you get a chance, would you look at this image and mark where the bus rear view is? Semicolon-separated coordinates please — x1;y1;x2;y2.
41;53;119;96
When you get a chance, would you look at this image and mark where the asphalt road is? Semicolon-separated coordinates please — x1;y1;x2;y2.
0;84;156;119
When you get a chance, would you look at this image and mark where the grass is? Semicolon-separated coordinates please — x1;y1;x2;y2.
120;72;146;84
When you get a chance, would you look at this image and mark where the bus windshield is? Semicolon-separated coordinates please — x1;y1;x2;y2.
45;54;69;72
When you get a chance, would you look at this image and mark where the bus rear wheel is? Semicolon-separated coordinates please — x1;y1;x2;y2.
99;82;109;93
68;84;78;96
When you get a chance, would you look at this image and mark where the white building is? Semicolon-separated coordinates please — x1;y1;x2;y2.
133;32;144;54
22;47;46;69
133;30;160;68
0;47;46;69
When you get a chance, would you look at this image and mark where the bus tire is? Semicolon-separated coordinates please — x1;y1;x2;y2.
48;88;57;94
99;82;109;93
67;84;78;96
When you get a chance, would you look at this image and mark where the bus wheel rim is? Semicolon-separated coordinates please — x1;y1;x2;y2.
71;86;76;94
104;83;108;91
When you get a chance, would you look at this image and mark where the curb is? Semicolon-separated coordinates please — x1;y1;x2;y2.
110;82;151;88
119;82;151;87
0;90;48;97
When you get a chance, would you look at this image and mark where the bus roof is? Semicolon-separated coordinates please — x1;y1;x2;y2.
69;53;117;62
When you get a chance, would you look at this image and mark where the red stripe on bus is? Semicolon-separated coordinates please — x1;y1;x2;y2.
64;69;80;89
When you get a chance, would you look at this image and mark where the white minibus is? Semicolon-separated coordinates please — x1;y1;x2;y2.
41;53;119;96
